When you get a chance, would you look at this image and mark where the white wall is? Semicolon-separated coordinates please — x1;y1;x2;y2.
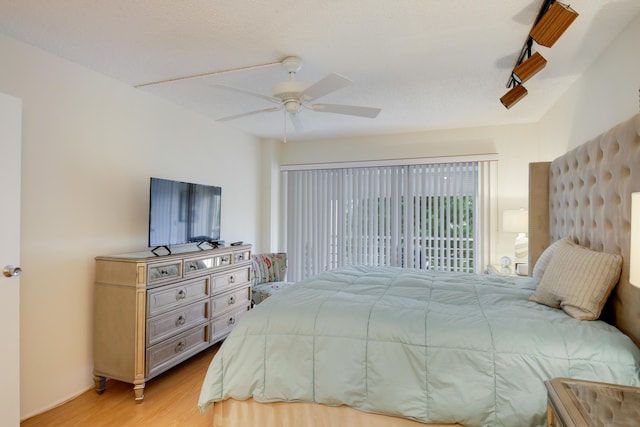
258;139;285;252
539;13;640;155
0;34;262;419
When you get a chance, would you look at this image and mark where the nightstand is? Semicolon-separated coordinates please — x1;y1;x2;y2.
545;377;640;426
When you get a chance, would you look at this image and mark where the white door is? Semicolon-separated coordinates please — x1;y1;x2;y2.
0;92;22;425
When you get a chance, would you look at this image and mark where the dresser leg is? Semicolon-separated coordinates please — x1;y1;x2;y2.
94;375;106;394
134;382;145;402
547;404;556;426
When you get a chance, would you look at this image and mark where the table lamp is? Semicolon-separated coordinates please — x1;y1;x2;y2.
503;208;529;265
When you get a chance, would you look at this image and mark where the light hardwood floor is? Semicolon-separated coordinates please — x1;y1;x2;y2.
21;345;219;426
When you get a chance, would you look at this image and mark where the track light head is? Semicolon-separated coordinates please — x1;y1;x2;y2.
513;52;547;84
500;85;528;109
530;2;579;48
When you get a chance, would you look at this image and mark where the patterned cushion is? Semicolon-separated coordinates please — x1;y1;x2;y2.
529;239;622;320
251;253;288;285
250;253;294;304
251;281;295;305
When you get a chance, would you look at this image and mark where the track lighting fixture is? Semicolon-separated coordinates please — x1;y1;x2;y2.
530;2;579;48
500;85;528;109
500;1;578;109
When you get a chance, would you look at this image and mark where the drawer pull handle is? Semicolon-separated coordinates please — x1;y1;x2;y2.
160;269;168;276
188;263;196;270
176;315;186;326
228;295;236;305
176;289;186;300
228;317;236;326
175;340;186;353
229;275;235;284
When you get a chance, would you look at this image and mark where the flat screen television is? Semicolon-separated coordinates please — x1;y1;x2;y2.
148;177;221;253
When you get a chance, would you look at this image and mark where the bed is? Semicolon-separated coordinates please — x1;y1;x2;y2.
198;113;640;427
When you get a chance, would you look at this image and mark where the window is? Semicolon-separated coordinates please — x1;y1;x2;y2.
283;158;496;281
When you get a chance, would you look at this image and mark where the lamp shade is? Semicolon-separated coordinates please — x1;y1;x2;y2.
503;209;528;233
631;192;640;288
530;2;579;48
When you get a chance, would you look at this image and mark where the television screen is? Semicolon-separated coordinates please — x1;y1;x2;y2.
148;177;221;248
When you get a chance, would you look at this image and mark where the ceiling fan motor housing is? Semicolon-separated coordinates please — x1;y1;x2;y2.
272;80;308;102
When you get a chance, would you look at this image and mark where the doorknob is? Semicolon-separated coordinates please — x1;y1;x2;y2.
3;265;22;278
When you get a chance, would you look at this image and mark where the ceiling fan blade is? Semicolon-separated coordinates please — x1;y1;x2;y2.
309;103;381;118
301;73;352;101
211;84;281;104
288;112;307;132
217;106;282;122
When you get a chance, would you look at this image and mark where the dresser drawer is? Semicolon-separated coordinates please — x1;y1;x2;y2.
212;285;251;316
210;304;251;343
147;261;182;284
146;323;209;378
212;267;251;294
183;256;216;277
147;276;209;317
233;249;251;263
146;300;209;346
215;252;232;268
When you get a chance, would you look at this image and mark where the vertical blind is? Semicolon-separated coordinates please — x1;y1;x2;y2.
283;160;495;281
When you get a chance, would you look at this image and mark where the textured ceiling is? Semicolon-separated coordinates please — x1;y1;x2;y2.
1;1;639;141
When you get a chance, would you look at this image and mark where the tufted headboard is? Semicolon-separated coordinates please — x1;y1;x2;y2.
529;113;640;347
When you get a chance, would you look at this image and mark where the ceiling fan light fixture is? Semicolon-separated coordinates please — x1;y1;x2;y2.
284;100;301;113
513;52;547;84
530;1;579;48
500;85;528;109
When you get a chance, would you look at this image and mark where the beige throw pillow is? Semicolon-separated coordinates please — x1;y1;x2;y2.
529;239;622;320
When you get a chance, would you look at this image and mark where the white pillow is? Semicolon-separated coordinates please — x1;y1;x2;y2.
529;239;622;320
532;237;570;284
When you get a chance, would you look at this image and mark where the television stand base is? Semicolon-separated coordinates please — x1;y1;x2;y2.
151;245;171;256
197;240;224;250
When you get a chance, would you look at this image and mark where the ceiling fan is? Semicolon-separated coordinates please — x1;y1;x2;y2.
212;56;381;135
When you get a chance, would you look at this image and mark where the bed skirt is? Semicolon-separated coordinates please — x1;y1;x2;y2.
211;398;462;427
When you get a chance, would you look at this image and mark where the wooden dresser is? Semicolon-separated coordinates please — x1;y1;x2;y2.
93;244;252;401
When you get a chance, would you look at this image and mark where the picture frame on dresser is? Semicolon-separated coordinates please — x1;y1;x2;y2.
93;244;252;401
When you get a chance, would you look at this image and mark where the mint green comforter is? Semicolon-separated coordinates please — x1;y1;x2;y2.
199;266;640;426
